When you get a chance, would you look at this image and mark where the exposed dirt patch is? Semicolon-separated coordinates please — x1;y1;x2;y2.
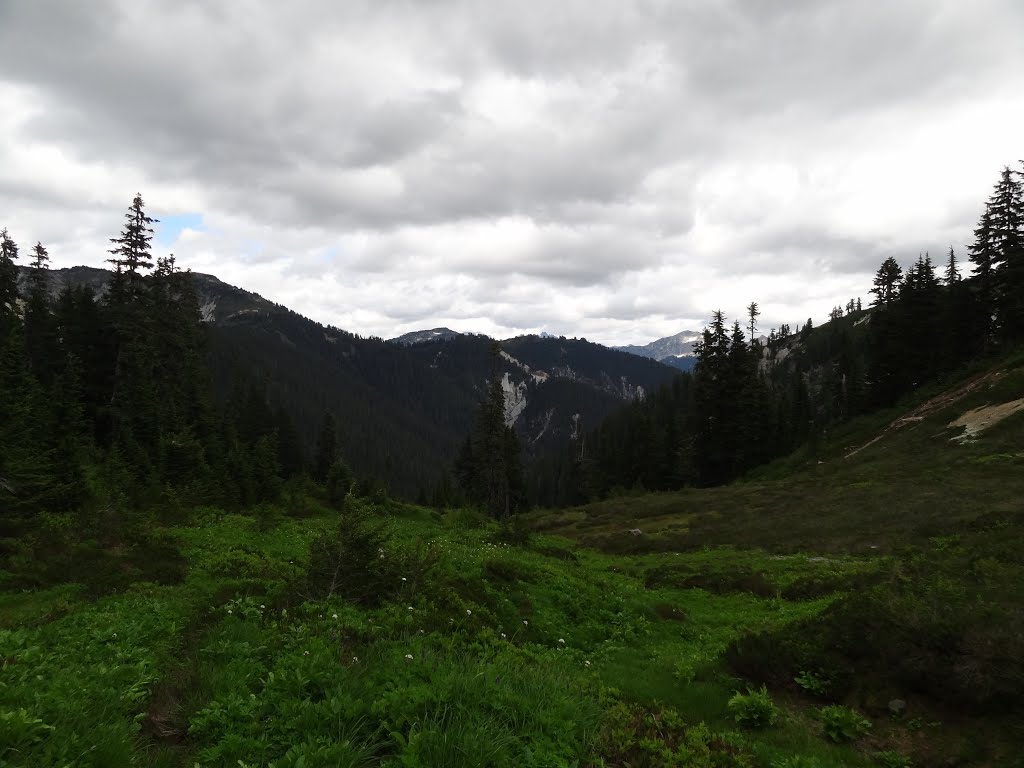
845;370;1006;458
948;398;1024;443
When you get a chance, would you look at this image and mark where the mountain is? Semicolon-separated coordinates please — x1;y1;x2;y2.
616;329;702;372
388;327;463;345
21;266;679;497
403;333;679;454
616;329;703;360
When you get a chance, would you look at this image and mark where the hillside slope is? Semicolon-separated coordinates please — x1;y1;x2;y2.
524;352;1024;763
529;352;1024;553
20;266;677;496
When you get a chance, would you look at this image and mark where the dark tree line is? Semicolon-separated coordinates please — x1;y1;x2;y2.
452;343;526;518
531;163;1024;507
0;196;332;528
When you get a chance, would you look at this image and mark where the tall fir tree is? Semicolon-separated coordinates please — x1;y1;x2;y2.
746;301;760;343
944;246;960;285
23;242;58;385
870;257;903;306
107;193;157;281
314;411;339;483
0;229;20;340
454;343;524;518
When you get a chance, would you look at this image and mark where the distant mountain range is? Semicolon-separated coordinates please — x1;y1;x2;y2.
615;330;703;372
391;326;704;371
22;266;680;496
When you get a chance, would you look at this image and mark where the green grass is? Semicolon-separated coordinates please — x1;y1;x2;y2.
1;357;1021;766
0;506;891;768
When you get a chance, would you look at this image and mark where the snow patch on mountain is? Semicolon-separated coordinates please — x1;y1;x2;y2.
389;327;461;345
501;372;529;426
531;408;555;444
200;298;217;322
616;330;702;361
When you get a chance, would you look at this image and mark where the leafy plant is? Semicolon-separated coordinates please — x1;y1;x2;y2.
793;669;831;697
819;704;871;742
0;708;56;758
727;686;779;728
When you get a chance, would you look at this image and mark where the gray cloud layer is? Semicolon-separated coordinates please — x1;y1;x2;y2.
1;0;1022;344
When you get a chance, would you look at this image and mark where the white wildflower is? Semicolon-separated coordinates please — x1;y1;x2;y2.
405;653;414;660
584;660;591;667
332;613;339;619
466;609;472;615
501;633;507;638
352;656;359;663
523;620;528;626
558;638;565;644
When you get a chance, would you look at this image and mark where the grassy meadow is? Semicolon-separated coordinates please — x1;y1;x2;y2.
2;357;1023;767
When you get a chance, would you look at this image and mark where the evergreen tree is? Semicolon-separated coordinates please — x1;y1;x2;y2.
107;193;157;281
105;196;160;462
746;301;760;342
869;257;903;306
944;246;960;284
969;166;1024;341
454;343;524;518
0;229;20;339
693;311;731;484
314;411;338;483
23;242;58;385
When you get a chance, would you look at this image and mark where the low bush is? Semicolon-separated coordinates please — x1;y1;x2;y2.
727;686;779;728
306;497;400;605
645;566;777;598
819;705;871;743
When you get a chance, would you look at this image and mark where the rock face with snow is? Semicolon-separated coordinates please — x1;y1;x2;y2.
403;333;678;454
388;328;463;346
616;330;703;362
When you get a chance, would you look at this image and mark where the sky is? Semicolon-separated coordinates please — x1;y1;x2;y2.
1;1;1022;346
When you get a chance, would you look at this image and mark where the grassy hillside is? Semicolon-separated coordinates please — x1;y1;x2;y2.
530;352;1024;555
1;353;1021;767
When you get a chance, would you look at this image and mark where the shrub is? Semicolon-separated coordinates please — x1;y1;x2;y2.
727;686;779;728
446;507;488;530
819;705;871;742
793;670;831;697
306;497;402;605
325;458;355;508
492;515;531;546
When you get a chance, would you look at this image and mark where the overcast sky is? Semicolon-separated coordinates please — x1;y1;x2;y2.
1;1;1022;345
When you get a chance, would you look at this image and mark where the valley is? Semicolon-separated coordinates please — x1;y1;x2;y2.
2;351;1022;766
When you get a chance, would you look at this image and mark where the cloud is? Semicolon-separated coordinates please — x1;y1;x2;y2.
1;0;1022;345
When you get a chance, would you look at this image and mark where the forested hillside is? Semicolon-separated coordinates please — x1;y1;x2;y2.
2;197;677;517
533;164;1024;507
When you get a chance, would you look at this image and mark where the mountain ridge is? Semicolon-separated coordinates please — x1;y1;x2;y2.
20;265;680;497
